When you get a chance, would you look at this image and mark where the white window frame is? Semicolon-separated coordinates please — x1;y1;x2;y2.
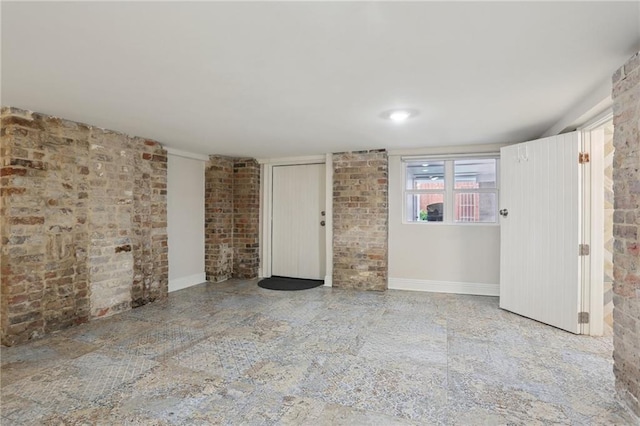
402;153;500;225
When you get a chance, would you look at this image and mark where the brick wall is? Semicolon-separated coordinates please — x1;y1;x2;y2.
204;156;234;282
131;137;168;308
204;156;260;282
611;51;640;417
233;159;260;279
0;107;168;345
332;149;388;291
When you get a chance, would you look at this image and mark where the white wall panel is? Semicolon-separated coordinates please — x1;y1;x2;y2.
167;155;206;292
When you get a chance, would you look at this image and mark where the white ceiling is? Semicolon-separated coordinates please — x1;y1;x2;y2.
2;1;639;159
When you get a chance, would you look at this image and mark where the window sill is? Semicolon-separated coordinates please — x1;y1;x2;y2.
402;221;500;227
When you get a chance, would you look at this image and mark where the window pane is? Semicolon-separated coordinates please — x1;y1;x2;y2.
406;193;444;222
454;192;497;222
406;161;445;190
454;159;496;189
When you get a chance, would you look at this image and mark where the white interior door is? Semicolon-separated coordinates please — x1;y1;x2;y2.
272;163;326;280
500;132;584;334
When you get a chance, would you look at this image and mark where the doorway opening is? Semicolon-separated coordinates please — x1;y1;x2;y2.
581;114;614;337
602;120;614;335
271;163;326;280
260;157;331;285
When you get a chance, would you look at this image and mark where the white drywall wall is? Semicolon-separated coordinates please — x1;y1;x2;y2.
167;153;206;292
388;145;504;295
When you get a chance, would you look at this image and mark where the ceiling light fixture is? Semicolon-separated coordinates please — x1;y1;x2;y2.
381;108;419;123
390;111;411;122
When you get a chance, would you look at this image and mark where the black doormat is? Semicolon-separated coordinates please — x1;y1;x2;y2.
258;276;324;291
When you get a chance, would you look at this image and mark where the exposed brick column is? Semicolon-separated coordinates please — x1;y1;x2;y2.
0;107;168;345
611;52;640;417
86;128;135;317
205;156;234;282
332;149;388;291
233;158;260;279
131;137;168;308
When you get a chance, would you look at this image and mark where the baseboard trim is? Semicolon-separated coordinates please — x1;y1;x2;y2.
324;275;332;287
389;277;499;296
169;272;206;292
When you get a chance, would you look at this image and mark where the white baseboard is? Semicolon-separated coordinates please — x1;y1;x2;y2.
389;277;499;296
323;275;332;287
169;272;207;292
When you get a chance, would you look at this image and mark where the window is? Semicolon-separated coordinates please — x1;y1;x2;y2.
404;156;498;223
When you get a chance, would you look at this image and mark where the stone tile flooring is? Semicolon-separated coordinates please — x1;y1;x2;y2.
1;279;636;425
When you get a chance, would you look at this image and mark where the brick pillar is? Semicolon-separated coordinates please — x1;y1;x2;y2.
332;149;388;291
233;158;260;279
85;130;168;317
204;156;234;282
131;137;168;308
611;51;640;417
86;128;135;318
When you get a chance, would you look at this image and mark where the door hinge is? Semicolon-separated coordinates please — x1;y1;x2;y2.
578;152;590;164
578;312;590;324
579;244;590;256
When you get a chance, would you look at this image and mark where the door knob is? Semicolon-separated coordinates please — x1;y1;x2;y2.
320;220;326;226
499;209;509;217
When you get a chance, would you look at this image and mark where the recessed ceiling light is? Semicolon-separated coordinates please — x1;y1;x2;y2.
381;108;419;123
390;111;411;122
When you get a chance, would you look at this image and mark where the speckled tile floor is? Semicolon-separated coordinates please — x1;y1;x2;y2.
1;279;636;425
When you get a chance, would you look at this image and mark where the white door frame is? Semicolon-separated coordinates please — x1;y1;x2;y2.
578;110;612;336
258;155;334;286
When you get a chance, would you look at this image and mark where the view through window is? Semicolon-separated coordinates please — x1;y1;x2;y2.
404;157;498;223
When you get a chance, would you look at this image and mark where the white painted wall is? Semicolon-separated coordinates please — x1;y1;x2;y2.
167;152;206;292
388;144;506;296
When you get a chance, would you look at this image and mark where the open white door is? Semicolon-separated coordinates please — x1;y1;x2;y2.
272;163;326;280
500;132;585;334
